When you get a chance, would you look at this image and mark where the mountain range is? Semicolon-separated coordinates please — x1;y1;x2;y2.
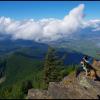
0;38;86;64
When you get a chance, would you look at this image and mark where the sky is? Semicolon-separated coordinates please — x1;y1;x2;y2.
0;1;100;20
0;1;100;42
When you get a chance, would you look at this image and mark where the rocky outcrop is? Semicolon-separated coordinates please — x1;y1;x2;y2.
92;59;100;71
27;89;52;99
48;72;100;99
27;70;100;99
27;60;100;99
92;59;100;77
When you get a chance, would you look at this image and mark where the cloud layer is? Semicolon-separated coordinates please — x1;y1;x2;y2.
0;4;100;42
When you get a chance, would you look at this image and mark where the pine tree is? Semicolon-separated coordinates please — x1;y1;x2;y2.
21;80;33;95
43;46;64;85
0;59;7;78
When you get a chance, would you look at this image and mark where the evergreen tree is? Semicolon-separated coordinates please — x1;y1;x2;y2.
21;80;33;95
43;46;64;85
0;59;7;78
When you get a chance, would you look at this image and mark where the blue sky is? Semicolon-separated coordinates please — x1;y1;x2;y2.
0;1;100;20
0;1;100;43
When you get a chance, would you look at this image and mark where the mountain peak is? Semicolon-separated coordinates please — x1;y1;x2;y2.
27;66;100;99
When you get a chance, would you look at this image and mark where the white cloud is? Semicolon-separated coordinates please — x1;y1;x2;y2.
0;4;100;42
82;19;100;30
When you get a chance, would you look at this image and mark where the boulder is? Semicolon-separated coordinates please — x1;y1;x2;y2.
27;89;52;99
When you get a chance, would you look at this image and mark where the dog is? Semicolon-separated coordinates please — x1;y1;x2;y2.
80;60;97;80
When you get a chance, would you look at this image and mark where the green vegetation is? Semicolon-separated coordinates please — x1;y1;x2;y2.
43;47;64;86
0;58;7;78
0;47;77;99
